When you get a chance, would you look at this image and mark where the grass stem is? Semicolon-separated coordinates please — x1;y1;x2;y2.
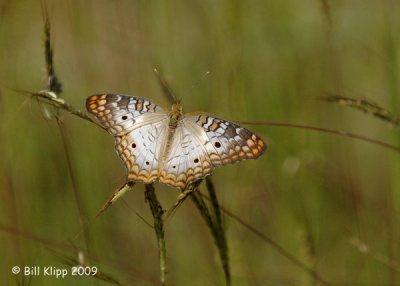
190;178;231;286
145;184;167;286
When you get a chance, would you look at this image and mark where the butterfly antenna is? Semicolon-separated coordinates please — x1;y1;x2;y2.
154;67;177;105
181;71;210;103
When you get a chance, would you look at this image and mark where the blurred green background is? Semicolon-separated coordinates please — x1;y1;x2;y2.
1;0;400;285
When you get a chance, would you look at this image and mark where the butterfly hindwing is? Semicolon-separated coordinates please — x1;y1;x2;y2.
159;124;214;189
116;118;169;184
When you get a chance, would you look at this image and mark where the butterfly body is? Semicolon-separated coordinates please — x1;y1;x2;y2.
87;94;266;189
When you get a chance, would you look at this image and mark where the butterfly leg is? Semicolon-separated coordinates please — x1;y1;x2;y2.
165;180;204;220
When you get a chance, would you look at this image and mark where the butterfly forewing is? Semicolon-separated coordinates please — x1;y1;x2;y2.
86;94;168;136
185;114;267;165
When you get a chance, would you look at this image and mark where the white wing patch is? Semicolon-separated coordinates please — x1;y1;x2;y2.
116;116;169;184
159;123;213;189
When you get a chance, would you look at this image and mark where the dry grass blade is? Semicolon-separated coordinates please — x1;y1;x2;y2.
14;89;106;130
238;121;400;152
322;93;400;127
42;5;62;94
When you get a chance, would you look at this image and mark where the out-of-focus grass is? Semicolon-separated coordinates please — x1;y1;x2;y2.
1;0;400;285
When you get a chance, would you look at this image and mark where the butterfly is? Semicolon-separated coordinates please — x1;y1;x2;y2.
86;94;267;189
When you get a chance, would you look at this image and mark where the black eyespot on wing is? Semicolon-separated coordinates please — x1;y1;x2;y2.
122;115;128;120
194;158;199;163
215;142;221;148
132;143;136;148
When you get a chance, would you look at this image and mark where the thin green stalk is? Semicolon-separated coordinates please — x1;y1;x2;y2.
205;178;230;285
144;184;166;286
190;177;230;286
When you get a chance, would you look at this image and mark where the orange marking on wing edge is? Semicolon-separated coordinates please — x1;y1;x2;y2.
128;173;137;179
137;175;157;182
128;173;158;183
204;167;212;173
160;178;186;189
